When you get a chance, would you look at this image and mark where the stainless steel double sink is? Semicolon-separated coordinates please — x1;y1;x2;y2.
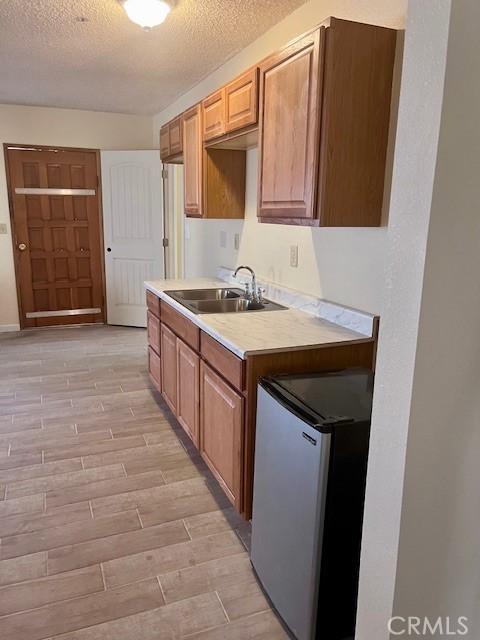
164;288;286;314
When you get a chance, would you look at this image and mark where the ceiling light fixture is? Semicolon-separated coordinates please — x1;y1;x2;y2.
120;0;174;29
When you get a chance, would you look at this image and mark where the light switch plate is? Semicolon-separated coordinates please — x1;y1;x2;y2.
290;245;299;268
234;233;240;251
0;223;7;235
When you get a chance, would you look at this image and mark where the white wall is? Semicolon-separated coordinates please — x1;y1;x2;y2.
0;104;154;329
154;0;407;315
355;0;452;636
390;0;480;635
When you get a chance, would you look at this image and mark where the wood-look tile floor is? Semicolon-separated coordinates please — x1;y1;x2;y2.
0;325;288;640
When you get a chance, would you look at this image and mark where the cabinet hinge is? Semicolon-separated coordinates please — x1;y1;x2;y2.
161;169;168;179
162;238;169;248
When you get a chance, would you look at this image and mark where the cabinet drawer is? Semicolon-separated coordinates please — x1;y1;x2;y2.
146;291;161;318
161;300;200;351
147;311;160;355
200;332;244;391
148;347;161;392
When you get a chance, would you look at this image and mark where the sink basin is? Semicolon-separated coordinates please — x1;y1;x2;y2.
165;288;243;301
186;297;286;314
165;287;287;314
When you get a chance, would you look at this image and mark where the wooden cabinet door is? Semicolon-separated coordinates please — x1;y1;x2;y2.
169;117;183;156
147;311;160;355
258;28;324;222
148;347;161;392
176;339;200;445
225;68;259;133
160;125;170;161
202;89;226;141
183;104;203;217
200;362;243;508
160;324;177;414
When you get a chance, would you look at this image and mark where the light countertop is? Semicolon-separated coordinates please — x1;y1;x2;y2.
145;278;372;359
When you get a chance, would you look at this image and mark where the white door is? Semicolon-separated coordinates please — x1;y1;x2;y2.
101;151;164;327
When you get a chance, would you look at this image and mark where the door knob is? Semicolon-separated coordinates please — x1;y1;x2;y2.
18;243;27;251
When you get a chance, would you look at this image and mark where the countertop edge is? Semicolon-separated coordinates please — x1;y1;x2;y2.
145;281;373;360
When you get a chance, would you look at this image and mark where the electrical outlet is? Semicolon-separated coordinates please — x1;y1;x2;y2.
0;223;7;235
290;245;299;268
220;230;227;248
234;233;240;251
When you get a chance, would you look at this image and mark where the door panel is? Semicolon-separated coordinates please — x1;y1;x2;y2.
258;29;324;221
147;311;160;355
169;117;183;156
101;151;164;327
202;89;226;141
161;324;177;414
225;68;259;133
148;346;161;392
200;362;243;508
183;105;203;217
176;339;200;445
6;147;105;328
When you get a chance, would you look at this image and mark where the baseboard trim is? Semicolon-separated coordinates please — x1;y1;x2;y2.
0;324;21;333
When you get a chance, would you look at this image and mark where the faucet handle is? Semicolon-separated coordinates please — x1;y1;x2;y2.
257;287;266;303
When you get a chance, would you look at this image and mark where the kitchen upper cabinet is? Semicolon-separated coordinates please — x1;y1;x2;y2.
258;19;396;226
160;125;170;161
183;104;203;217
316;18;396;226
225;67;259;134
176;339;200;445
183;103;246;219
202;89;226;141
160;117;183;163
200;361;243;508
258;29;324;223
169;116;183;157
161;323;177;413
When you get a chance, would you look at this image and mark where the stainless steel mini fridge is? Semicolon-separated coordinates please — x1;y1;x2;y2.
251;370;373;640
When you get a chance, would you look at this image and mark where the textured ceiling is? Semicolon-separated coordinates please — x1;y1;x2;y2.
0;0;307;115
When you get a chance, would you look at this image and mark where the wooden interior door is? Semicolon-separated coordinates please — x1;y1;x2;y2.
6;146;105;328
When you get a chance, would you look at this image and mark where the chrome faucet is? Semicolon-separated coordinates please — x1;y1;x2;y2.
233;265;263;302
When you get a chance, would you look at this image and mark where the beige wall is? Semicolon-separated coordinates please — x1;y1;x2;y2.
0;104;153;329
154;0;407;315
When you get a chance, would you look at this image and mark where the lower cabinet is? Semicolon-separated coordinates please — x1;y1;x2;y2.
200;361;243;509
147;311;160;354
176;339;200;446
148;347;161;392
160;324;177;414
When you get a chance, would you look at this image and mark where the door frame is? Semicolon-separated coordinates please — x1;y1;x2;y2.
3;143;107;329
